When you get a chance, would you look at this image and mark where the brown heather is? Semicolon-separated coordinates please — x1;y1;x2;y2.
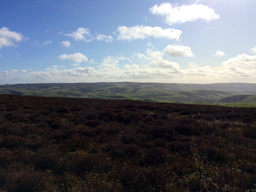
0;94;255;191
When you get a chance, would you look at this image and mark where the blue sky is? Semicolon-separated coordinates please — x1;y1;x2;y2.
1;0;256;84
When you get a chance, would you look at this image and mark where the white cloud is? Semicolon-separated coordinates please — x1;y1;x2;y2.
150;3;220;25
4;49;256;84
96;34;113;42
117;25;182;40
216;51;224;57
221;54;256;73
58;53;88;64
2;49;183;83
251;47;256;54
66;27;91;41
175;54;256;83
65;28;113;43
129;49;181;72
42;40;52;46
164;45;194;57
148;52;181;71
61;40;71;48
0;27;23;49
65;26;181;43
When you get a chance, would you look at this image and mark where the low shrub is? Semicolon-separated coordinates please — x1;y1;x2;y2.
140;147;167;166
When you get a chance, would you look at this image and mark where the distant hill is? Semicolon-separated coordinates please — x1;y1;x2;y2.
1;82;256;106
220;95;253;103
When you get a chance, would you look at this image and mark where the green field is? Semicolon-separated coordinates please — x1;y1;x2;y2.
1;82;256;107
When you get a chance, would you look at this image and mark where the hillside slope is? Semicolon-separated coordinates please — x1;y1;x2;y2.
1;82;256;105
0;95;255;191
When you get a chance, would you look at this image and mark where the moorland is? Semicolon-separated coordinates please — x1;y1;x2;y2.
0;94;255;191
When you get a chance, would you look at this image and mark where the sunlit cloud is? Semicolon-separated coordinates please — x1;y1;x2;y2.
96;34;113;42
4;48;256;84
117;25;182;40
216;51;224;57
61;40;71;48
0;27;23;49
150;3;220;25
164;45;194;57
66;27;92;41
58;52;88;64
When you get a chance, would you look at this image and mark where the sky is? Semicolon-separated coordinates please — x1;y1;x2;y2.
0;0;256;84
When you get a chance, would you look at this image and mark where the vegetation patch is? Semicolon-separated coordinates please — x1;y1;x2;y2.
0;94;255;191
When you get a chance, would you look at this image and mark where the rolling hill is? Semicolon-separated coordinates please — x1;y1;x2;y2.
1;82;256;106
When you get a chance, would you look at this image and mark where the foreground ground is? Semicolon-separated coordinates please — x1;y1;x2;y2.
0;95;256;191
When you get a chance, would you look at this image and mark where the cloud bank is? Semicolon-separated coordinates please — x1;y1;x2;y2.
3;48;256;84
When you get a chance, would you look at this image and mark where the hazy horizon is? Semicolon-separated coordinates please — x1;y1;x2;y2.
1;0;255;84
2;81;256;86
